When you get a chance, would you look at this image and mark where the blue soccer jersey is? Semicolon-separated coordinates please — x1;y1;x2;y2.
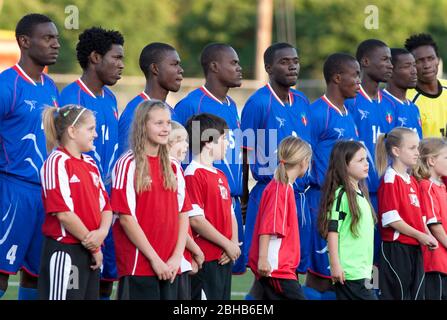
241;83;311;191
173;86;243;196
118;91;176;157
382;89;423;138
60;79;119;188
0;64;59;185
345;85;396;193
310;95;359;188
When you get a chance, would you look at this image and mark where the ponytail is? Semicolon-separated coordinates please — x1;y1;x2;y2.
42;106;59;153
375;133;388;177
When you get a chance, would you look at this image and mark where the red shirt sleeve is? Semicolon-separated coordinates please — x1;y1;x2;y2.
185;171;205;217
111;156;135;216
42;154;74;214
419;180;442;225
257;183;292;238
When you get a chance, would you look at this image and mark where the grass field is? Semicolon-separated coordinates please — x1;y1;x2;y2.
1;271;255;300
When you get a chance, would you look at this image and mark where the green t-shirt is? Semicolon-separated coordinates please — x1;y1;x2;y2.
328;187;375;280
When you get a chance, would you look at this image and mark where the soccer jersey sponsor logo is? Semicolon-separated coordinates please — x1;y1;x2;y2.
398;117;407;126
275;116;286;128
358;109;369;120
69;174;80;183
334;128;345;139
24;100;37;111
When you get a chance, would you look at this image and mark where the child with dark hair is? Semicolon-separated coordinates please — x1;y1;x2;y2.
318;141;377;300
184;113;240;300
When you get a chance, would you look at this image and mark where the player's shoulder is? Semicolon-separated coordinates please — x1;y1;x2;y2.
439;78;447;88
60;81;80;97
184;160;215;178
0;66;18;90
103;86;117;100
290;88;309;104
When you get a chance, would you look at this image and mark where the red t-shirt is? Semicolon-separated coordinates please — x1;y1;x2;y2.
171;157;194;273
248;179;300;280
419;179;447;275
111;152;184;277
184;160;233;262
40;148;111;244
378;167;426;246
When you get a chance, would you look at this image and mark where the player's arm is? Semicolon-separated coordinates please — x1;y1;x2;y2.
186;234;204;269
82;210;113;251
327;231;344;284
241;147;250;218
428;223;447;249
166;212;189;280
119;214;172;281
55;211;91;244
257;234;271;277
189;216;240;261
387;220;437;248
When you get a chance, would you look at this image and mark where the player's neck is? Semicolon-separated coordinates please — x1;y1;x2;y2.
196;152;214;169
269;81;290;103
81;71;104;96
417;78;439;95
361;77;380;99
325;86;346;111
385;83;407;101
17;57;45;82
145;80;168;102
391;161;410;178
144;141;160;157
62;143;82;159
203;80;229;102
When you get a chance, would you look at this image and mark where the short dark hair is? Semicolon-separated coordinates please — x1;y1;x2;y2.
139;42;176;78
404;33;439;57
200;43;232;76
323;53;357;83
264;42;295;66
356;39;388;63
15;13;53;39
76;27;124;70
390;48;411;66
185;113;228;155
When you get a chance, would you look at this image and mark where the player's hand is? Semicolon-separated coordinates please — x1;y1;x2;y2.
192;249;205;270
258;258;271;277
90;250;103;270
418;233;438;249
82;229;108;250
224;240;241;262
150;257;172;281
166;254;182;283
219;252;231;265
189;259;199;275
330;263;345;285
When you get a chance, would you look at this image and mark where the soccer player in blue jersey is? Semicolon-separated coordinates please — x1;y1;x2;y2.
118;42;183;156
383;48;423;138
0;13;60;300
306;53;360;299
345;39;395;211
59;27;124;300
173;43;245;274
241;43;311;294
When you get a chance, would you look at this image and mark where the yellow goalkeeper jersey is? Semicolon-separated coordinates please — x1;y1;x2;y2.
407;79;447;137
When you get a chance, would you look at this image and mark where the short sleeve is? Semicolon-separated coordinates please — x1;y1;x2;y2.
110;156;136;216
419;181;442;225
328;189;347;233
41;155;74;214
184;171;205;217
257;184;292;238
378;179;402;227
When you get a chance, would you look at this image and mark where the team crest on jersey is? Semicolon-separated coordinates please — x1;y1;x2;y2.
90;172;100;187
301;113;308;126
218;179;229;200
386;112;393;124
409;193;420;207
